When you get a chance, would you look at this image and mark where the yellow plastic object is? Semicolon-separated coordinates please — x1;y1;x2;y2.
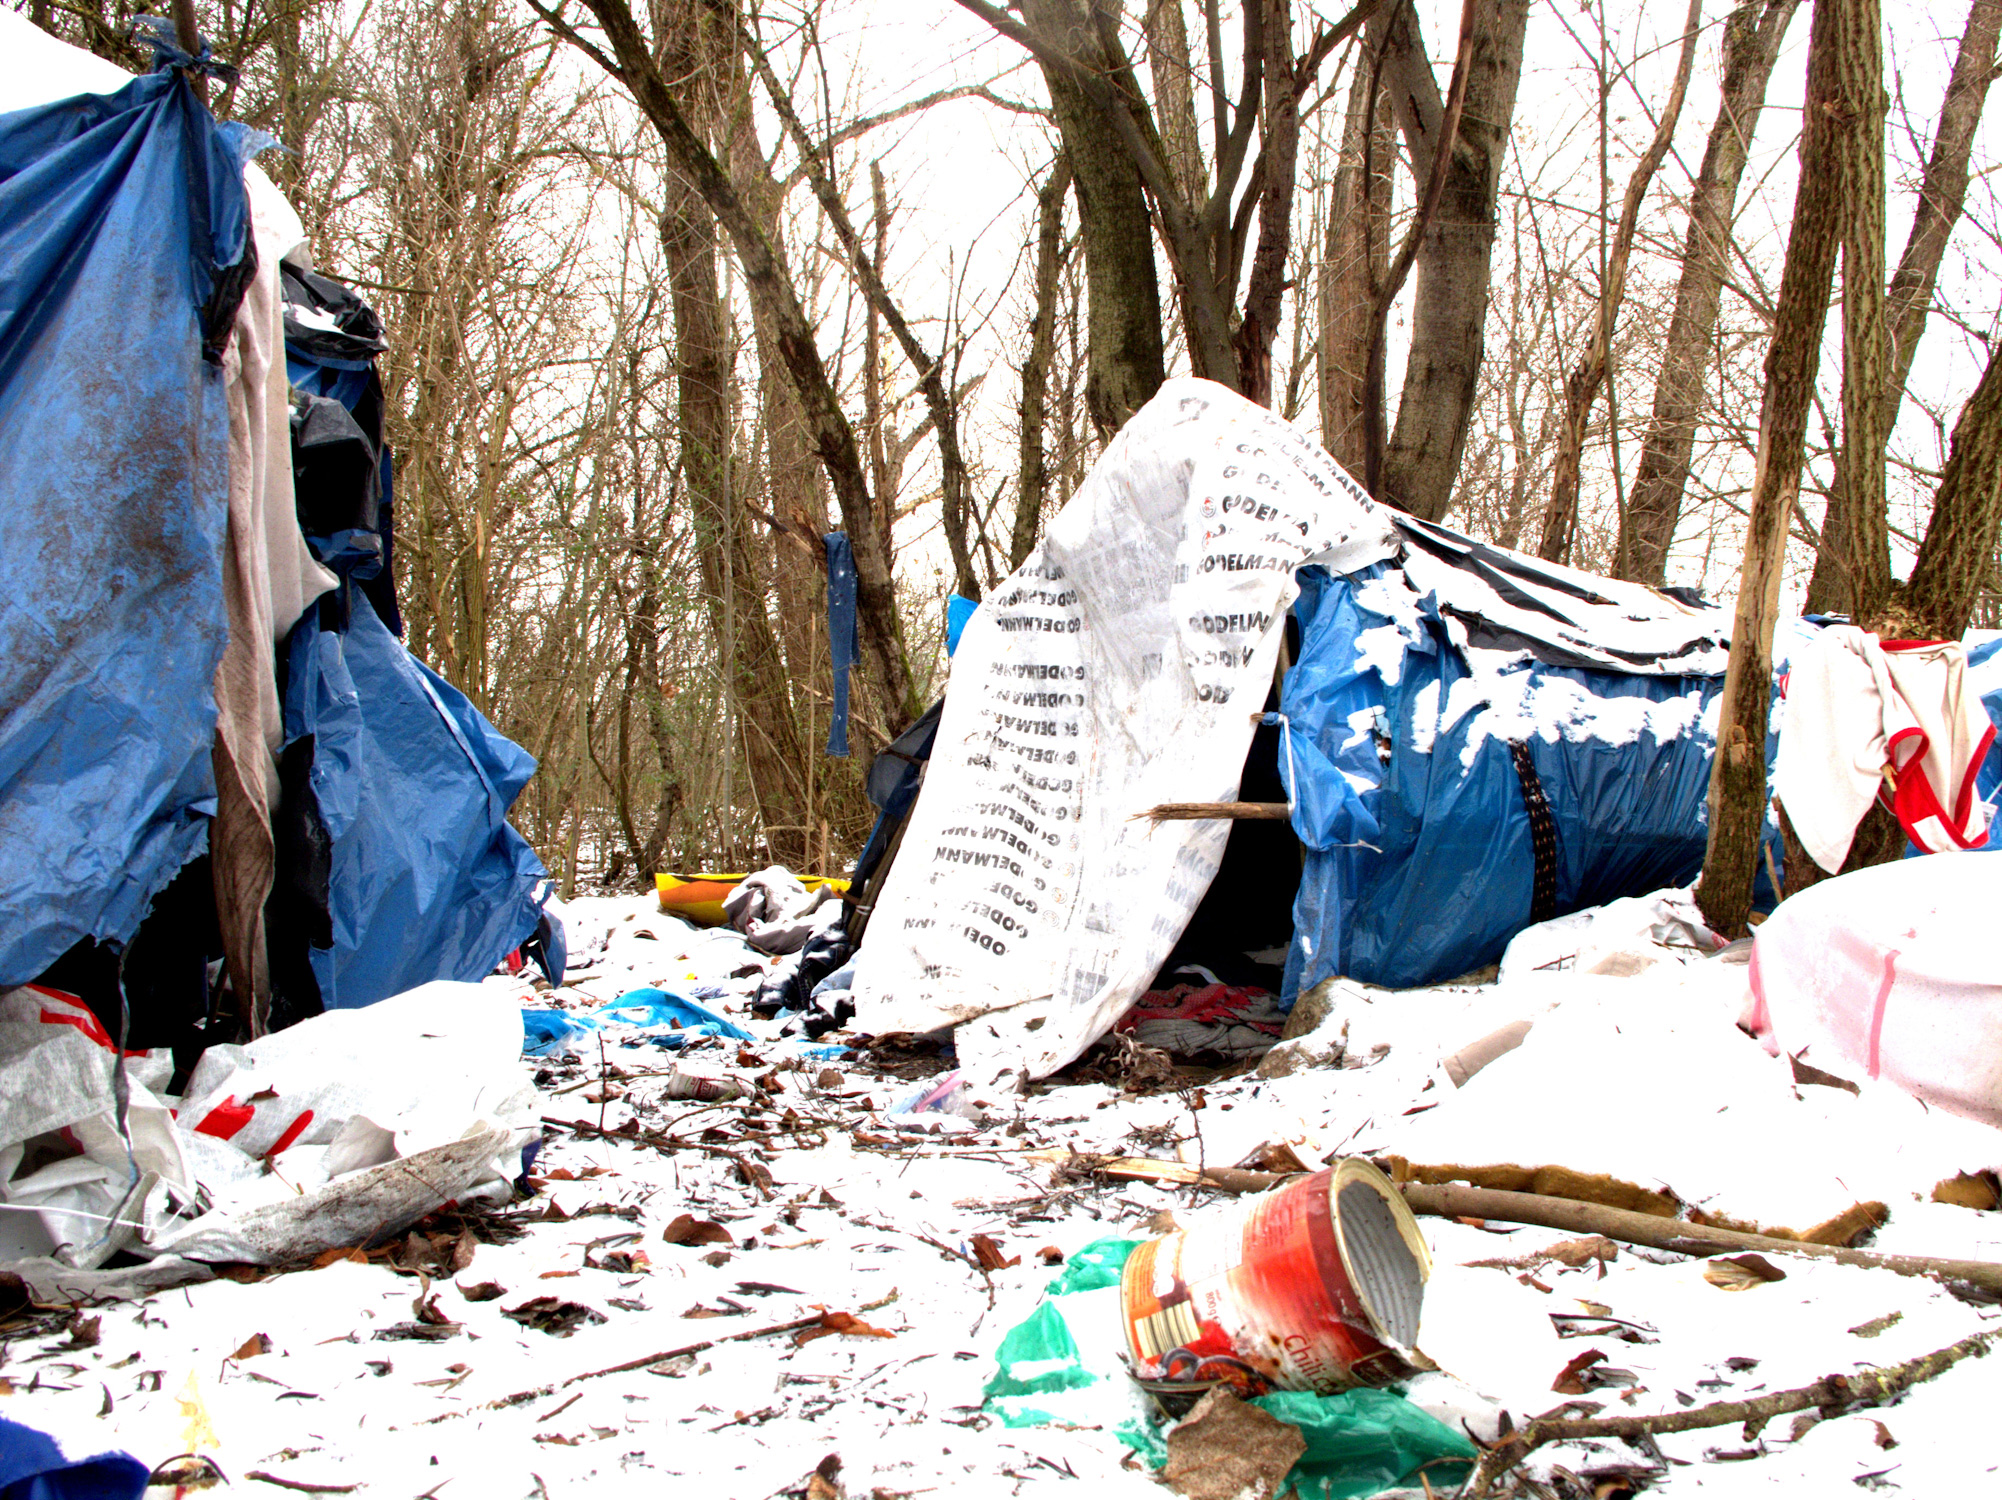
654;871;850;927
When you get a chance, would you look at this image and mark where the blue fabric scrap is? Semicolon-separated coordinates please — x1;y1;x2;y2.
824;532;859;756
521;987;752;1057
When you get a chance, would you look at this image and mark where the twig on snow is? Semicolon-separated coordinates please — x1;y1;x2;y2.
1468;1328;2000;1495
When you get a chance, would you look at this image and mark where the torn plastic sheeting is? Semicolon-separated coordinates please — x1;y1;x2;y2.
282;589;548;1010
521;987;753;1058
0;1409;147;1500
0;57;263;985
983;1237;1477;1497
1;980;535;1279
854;380;1403;1084
0;986;195;1270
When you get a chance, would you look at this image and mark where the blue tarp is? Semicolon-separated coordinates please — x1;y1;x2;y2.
0;1411;147;1500
283;589;546;1009
0;66;260;986
1279;572;2002;996
522;987;753;1056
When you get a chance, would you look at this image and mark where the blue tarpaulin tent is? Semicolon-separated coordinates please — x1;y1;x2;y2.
0;61;253;985
0;32;550;1017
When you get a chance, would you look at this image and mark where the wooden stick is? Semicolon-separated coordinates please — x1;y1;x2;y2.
1400;1182;2002;1295
1069;1158;2002;1295
1031;1151;1289;1195
1468;1328;1999;1495
244;1474;359;1495
1135;801;1291;822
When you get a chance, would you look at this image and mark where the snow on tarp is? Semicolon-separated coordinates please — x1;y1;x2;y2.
1280;555;1738;994
0;36;260;985
854;381;1402;1083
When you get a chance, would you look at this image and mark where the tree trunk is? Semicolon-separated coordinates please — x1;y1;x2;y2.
1015;155;1072;570
1372;0;1532;522
1318;66;1393;476
1537;0;1704;566
1696;0;1855;937
1618;0;1801;585
1020;0;1168;439
658;179;811;870
1834;0;1893;627
565;0;920;730
1806;0;2002;615
1231;0;1300;407
1903;341;2002;641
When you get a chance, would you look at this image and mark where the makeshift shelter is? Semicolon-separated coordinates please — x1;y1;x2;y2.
853;380;2002;1083
0;16;551;1048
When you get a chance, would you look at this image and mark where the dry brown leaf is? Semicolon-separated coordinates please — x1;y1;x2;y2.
661;1214;733;1247
969;1234;1020;1272
1870;1419;1898;1450
1703;1254;1788;1291
1551;1348;1608;1395
806;1452;843;1500
231;1332;271;1361
457;1280;506;1302
793;1310;896;1346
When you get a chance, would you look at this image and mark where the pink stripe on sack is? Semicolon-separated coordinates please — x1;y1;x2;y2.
1866;950;1900;1081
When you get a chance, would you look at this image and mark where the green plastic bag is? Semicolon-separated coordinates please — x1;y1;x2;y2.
984;1300;1097;1398
1044;1236;1140;1296
983;1238;1473;1499
1253;1388;1477;1499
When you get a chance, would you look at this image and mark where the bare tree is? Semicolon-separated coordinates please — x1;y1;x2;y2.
1615;0;1802;584
1536;0;1704;565
533;0;922;729
959;0;1360;417
1698;0;1876;935
1366;0;1532;520
1805;0;2002;614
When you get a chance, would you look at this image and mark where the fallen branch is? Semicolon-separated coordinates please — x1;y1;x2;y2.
1135;801;1291;822
1062;1160;2002;1295
1029;1150;1287;1196
244;1474;358;1495
1468;1328;1999;1495
1399;1182;2002;1297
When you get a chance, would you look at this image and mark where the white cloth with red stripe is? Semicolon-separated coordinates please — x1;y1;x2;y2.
1774;625;1997;872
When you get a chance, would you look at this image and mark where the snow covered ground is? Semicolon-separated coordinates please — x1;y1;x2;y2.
6;892;2001;1498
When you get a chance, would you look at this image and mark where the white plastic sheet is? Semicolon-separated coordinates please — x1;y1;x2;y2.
1;980;536;1276
853;380;1399;1082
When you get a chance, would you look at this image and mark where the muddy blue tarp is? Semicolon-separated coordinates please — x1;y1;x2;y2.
0;66;256;986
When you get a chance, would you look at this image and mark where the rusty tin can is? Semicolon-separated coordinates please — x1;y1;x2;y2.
1119;1158;1430;1397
